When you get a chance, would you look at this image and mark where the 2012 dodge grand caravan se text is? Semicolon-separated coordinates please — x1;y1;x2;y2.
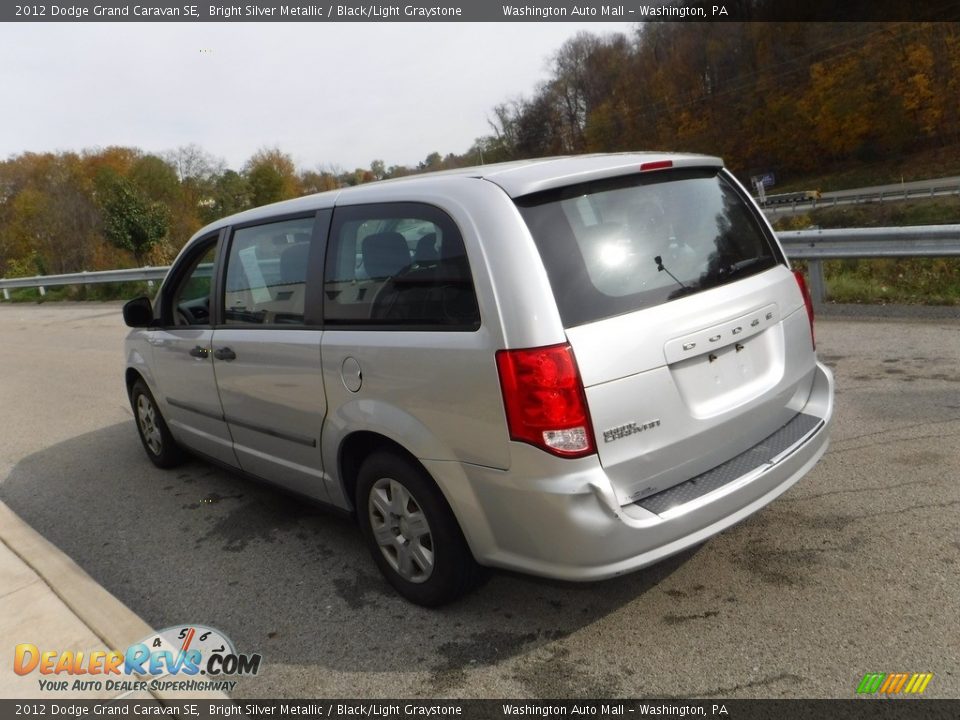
123;153;834;606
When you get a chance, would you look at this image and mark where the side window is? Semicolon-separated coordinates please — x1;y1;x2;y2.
169;241;217;326
223;217;315;326
323;203;479;330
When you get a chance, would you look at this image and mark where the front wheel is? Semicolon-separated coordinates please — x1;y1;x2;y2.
356;451;481;606
130;379;186;469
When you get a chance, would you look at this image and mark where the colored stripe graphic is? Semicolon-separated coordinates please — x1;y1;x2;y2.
857;673;885;694
857;672;933;695
904;673;934;694
879;673;908;693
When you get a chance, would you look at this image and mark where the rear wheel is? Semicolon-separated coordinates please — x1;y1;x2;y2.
356;450;480;606
130;379;186;468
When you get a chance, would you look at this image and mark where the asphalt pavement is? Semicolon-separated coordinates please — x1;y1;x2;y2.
0;301;957;699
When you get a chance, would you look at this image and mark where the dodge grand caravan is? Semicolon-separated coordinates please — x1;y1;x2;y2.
123;153;834;606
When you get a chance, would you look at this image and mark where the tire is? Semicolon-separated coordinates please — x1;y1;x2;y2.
129;379;186;469
356;450;481;606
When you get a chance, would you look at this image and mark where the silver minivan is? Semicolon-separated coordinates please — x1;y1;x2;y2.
123;153;834;606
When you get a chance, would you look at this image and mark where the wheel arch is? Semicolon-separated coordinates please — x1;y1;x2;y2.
338;431;426;514
125;367;145;397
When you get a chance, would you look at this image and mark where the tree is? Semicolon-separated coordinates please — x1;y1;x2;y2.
799;55;875;162
130;155;180;205
550;32;603;152
0;152;103;275
896;40;941;138
163;144;224;184
155;145;227;252
299;169;340;194
385;164;412;179
244;147;300;205
83;146;140;178
418;152;443;172
355;168;375;184
96;169;169;265
200;170;252;225
487;101;523;159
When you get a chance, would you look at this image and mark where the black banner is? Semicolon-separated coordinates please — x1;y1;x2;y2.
3;0;960;22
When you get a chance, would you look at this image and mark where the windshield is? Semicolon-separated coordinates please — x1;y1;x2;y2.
516;168;782;328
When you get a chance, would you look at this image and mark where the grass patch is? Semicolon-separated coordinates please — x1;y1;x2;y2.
822;259;960;305
773;197;960;305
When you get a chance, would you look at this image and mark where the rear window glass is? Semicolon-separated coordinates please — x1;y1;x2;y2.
516;168;781;328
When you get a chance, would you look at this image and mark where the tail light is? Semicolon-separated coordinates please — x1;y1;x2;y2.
495;343;596;458
793;269;815;349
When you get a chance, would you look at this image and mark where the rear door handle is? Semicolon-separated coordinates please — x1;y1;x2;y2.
214;347;236;361
188;345;209;359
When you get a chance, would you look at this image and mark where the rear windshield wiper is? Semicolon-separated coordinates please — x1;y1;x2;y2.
654;255;688;289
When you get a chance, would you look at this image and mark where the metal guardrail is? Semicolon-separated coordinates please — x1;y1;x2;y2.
2;225;959;309
761;184;960;212
777;224;960;258
777;224;960;310
0;266;169;299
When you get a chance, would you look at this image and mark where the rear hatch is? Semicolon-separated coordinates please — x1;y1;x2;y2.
515;164;819;506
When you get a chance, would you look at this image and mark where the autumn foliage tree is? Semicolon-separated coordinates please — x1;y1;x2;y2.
244;147;300;206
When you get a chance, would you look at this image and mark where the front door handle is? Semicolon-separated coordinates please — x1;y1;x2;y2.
214;347;237;361
188;345;209;359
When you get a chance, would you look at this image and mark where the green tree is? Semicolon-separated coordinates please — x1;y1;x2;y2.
244;147;300;205
130;155;180;205
418;152;443;172
200;170;252;224
96;170;169;265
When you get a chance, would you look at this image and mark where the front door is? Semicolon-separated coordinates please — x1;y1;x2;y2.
211;214;329;501
148;234;238;467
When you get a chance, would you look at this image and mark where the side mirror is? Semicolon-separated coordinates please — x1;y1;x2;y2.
123;296;154;328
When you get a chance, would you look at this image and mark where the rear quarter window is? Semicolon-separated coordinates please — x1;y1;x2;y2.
516;168;783;328
323;203;480;330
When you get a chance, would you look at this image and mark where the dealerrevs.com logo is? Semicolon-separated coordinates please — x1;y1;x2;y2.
14;625;261;694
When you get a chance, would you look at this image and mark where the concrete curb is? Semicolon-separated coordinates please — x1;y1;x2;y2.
0;500;229;703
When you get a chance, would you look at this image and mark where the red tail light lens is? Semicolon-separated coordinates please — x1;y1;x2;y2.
495;343;596;458
794;269;815;349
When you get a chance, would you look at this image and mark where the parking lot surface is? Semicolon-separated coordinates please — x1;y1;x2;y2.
0;302;957;698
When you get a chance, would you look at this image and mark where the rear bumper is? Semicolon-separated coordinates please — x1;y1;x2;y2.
426;361;834;581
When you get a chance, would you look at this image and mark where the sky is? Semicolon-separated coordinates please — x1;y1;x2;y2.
2;22;635;172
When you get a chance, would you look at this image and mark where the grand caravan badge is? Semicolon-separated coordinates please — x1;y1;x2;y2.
603;419;661;443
